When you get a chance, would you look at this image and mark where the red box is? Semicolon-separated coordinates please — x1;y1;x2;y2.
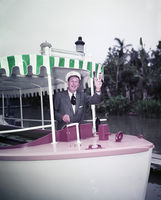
79;123;93;139
58;126;77;142
55;123;93;142
98;124;109;140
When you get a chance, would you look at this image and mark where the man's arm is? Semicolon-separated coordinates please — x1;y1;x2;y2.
54;93;64;122
84;74;103;104
94;73;103;93
87;73;103;104
54;92;71;123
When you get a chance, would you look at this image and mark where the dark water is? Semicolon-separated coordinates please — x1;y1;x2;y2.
106;115;161;154
146;182;161;200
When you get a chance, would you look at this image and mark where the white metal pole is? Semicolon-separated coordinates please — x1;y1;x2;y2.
46;56;56;143
2;93;4;124
19;89;24;128
67;123;81;144
40;88;45;129
90;77;96;134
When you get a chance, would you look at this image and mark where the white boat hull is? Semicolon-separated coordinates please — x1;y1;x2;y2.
0;148;152;200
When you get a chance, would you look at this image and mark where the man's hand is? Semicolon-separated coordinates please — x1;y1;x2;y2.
62;114;70;123
94;73;103;92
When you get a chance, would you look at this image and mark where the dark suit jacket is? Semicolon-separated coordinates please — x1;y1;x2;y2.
54;90;102;129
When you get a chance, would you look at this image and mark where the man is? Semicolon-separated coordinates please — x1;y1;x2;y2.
54;71;102;130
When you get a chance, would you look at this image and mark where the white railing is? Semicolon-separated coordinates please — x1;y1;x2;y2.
0;116;52;134
4;117;51;123
0;124;52;134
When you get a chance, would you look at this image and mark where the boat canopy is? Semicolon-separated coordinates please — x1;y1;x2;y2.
0;54;103;97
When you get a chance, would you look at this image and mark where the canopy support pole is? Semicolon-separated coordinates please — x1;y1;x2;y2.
19;89;23;128
90;77;96;134
40;88;45;129
46;59;56;144
2;93;4;124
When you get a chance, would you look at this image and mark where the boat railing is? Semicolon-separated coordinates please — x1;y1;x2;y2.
0;115;53;135
4;117;51;123
0;124;52;134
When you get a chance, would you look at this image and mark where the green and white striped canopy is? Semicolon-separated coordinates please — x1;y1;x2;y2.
0;54;103;77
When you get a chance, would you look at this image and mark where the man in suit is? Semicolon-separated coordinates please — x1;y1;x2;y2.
54;71;102;130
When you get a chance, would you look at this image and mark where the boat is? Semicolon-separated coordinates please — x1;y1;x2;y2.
0;38;154;200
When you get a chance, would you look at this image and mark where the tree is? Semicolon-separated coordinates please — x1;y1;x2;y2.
150;41;161;100
103;38;131;96
103;38;161;102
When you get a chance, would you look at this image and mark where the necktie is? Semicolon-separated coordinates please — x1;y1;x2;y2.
71;94;76;105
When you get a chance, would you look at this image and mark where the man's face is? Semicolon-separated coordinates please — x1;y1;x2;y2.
68;76;80;93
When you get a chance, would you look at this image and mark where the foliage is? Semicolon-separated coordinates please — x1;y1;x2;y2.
103;38;161;104
104;95;131;115
103;38;132;96
134;99;161;118
101;38;161;117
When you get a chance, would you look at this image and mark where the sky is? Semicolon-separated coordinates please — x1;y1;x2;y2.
0;0;161;63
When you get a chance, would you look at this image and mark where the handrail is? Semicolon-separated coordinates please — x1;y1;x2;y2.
0;124;52;134
66;123;81;144
4;117;51;122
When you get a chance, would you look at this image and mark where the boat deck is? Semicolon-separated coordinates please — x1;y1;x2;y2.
0;134;153;161
1;124;160;165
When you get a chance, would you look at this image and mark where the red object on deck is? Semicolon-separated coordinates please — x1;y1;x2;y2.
98;124;109;140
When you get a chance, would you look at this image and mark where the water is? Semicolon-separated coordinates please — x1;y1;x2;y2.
146;183;161;200
106;115;161;154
